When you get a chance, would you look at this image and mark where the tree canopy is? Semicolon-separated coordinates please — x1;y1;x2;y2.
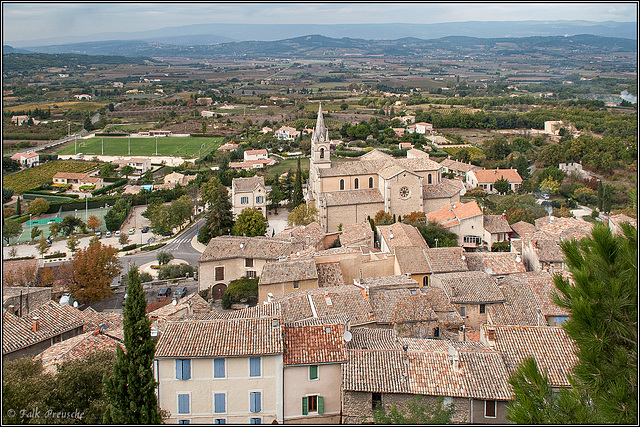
287;201;318;226
70;237;121;303
233;207;267;237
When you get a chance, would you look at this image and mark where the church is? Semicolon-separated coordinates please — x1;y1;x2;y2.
307;104;464;232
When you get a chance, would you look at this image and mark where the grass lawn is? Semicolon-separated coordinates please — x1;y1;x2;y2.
3;160;99;194
56;136;224;158
266;157;309;179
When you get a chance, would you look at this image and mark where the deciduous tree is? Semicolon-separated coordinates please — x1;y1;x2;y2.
120;165;134;179
30;225;42;241
156;251;174;266
28;198;49;216
61;215;85;236
233;207;267;237
36;236;50;258
87;214;103;233
3;219;22;244
70;238;121;304
287;201;318;226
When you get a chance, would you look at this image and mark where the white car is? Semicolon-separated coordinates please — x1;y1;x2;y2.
115;230;121;237
106;231;112;238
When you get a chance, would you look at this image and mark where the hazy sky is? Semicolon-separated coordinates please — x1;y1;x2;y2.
3;2;637;43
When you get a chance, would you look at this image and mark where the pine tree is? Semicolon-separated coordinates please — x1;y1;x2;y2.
291;157;304;208
103;266;162;424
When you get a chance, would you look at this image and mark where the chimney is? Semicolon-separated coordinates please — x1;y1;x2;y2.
7;305;15;315
502;210;507;220
389;230;393;239
31;316;40;333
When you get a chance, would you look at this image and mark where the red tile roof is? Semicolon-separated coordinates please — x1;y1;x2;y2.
472;168;522;184
426;200;483;228
283;323;347;365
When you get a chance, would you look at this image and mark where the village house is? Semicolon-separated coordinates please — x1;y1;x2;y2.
2;284;50;316
439;158;482;182
377;222;429;253
339;222;375;248
10;151;40;168
262;126;273;134
52;172;104;191
282;323;346;423
112;157;152;175
483;214;513;250
342;329;512;424
393;246;469;288
73;94;92;100
275;222;327;252
218;143;239;152
307;104;464;233
232;175;268;219
163;171;197;187
415;122;434;134
201;110;216;118
244;149;269;162
275;126;301;140
154;317;284;424
558;162;590;179
467;169;522;193
399;115;415;125
464;252;527;276
258;258;319;304
426;200;484;249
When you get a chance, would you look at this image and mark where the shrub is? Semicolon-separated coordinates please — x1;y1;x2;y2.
119;243;138;252
139;272;153;283
224;277;258;302
44;251;66;259
157;263;195;280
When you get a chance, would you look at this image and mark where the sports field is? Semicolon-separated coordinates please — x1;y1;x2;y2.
56;136;223;158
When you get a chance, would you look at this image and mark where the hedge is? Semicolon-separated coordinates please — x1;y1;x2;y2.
91;178;127;196
45;195;121;214
120;243;138;252
44;251;66;259
140;243;167;252
94;132;129;136
22;192;78;201
336;150;365;157
4;255;35;261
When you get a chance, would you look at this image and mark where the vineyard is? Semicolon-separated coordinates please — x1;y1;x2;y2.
3;160;99;194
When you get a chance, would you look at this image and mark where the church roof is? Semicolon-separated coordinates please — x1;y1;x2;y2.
321;189;384;207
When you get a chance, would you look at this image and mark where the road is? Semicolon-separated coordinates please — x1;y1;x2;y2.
6;130;88;157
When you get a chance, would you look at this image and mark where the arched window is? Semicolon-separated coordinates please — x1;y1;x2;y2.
354;178;359;189
428;174;432;184
340;179;344;190
320;147;325;159
423;276;429;287
369;177;374;188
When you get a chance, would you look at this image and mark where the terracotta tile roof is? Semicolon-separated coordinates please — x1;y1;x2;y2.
526;232;566;262
283;323;347;365
471;168;522;184
510;221;537;239
432;271;505;303
37;331;122;374
245;149;268;156
199;235;305;262
406;148;429;158
377;222;429;251
343;349;411;393
339;221;374;247
232;175;265;193
315;261;345;287
77;307;123;332
395;246;431;274
275;222;325;247
464;252;527;275
286;314;350;327
3;301;84;356
426;200;483;228
155;317;283;358
369;289;437;323
259;258;318;285
347;328;400;350
148;293;210;321
534;216;593;236
422;179;463;200
507;272;569;318
439;158;481;173
321;189;384;207
273;285;375;326
483;324;578;387
53;172;89;180
193;302;281;320
318;152;441;179
483;215;512;234
422;247;469;274
358;275;419;290
488;277;541;326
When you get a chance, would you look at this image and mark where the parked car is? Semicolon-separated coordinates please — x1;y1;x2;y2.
106;231;112;238
173;286;187;299
157;287;172;298
141;226;150;233
95;231;102;238
128;227;135;235
115;230;121;237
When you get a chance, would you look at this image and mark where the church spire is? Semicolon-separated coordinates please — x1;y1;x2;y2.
312;103;329;145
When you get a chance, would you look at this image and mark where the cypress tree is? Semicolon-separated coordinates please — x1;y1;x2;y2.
103;266;162;424
15;196;21;216
291;157;304;208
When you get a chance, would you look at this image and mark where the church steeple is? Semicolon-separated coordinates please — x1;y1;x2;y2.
312;103;329;146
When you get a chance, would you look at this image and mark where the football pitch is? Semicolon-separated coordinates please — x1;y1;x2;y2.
56;136;223;158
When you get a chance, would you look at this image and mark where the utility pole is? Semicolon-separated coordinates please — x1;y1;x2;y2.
68;122;70;137
155;136;158;156
128;135;131;156
102;136;104;155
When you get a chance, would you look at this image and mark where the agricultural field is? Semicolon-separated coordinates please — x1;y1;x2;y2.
3;101;107;115
3;160;99;194
56;136;223;158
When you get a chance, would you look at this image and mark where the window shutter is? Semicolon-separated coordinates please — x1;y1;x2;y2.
184;359;191;380
215;393;225;413
302;397;308;415
250;357;260;376
176;359;182;379
255;392;261;412
214;359;225;378
309;365;318;380
178;394;189;414
318;396;324;415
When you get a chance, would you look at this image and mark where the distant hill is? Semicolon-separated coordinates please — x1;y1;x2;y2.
17;34;637;60
3;45;33;54
7;20;637;48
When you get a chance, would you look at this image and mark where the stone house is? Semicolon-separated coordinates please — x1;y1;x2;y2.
342;328;512;424
10;151;39;167
430;271;506;330
164;171;197;187
439;158;482;182
198;235;305;298
274;126;300;140
282;323;347;423
2;285;50;317
52;172;104;191
414;122;434;134
339;222;375;248
231;175;268;219
154;317;284;424
377;222;429;253
258;259;320;304
467;169;522;193
426;200;484;249
394;246;470;288
464;252;527;276
113;157;152;175
483;214;512;250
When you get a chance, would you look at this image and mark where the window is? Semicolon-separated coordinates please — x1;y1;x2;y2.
340;179;344;190
214;419;226;424
464;235;482;245
250;357;261;377
479;304;486;314
428;174;432;184
179;420;190;424
250;418;261;424
423;276;429;287
372;392;382;411
176;359;191;380
241;196;249;204
178;394;190;414
302;395;324;415
443;397;452;408
485;400;496;418
369;177;374;188
354;178;359;189
214;393;226;413
433;326;440;338
247;270;256;279
293;281;299;289
256;196;264;204
399;186;410;198
215;267;224;281
214;358;225;378
250;391;261;413
245;258;254;267
320;147;325;159
460;306;466;317
309;365;318;380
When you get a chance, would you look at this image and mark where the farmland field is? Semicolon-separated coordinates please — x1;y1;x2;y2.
3;160;99;194
56;136;224;157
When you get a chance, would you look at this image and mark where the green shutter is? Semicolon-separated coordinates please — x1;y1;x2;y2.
318;396;324;415
309;365;318;380
302;397;308;415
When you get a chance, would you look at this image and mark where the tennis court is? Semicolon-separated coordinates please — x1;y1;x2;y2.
15;205;114;243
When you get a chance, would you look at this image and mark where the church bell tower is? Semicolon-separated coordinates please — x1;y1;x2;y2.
308;103;331;200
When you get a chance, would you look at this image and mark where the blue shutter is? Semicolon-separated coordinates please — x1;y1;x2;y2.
176;359;182;379
178;394;189;414
250;392;261;412
215;419;226;424
183;359;191;380
214;359;225;378
250;357;260;377
215;393;226;413
179;420;190;424
250;418;261;424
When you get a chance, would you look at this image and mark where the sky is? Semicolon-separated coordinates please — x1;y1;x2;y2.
3;2;637;44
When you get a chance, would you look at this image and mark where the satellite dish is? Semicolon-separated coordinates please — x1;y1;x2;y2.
343;330;352;342
461;255;466;261
172;299;178;305
448;344;456;357
515;255;521;263
486;267;493;275
73;301;79;308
